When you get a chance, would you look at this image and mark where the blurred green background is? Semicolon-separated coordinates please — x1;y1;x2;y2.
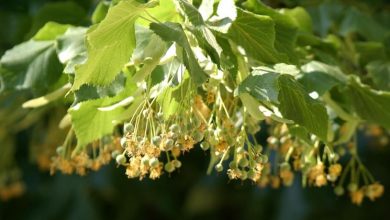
0;0;389;219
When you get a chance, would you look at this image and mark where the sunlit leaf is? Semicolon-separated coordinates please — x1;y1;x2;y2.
72;0;157;90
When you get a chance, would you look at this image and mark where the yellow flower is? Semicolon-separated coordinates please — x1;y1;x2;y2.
315;174;327;187
351;189;364;206
280;170;294;186
227;169;242;180
329;163;342;177
365;183;384;201
271;176;281;189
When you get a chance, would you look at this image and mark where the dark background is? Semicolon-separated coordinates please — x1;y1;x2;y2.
0;0;389;219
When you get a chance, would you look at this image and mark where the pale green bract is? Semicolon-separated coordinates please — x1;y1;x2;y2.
69;80;137;150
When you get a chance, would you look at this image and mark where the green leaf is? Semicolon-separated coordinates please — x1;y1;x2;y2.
69;80;137;148
199;0;214;20
63;55;87;75
0;40;63;93
226;8;287;64
131;34;167;83
92;1;110;24
366;61;390;91
175;0;222;64
132;26;156;64
190;26;222;65
217;0;237;22
334;120;359;145
282;7;313;33
132;26;168;66
307;2;345;37
157;77;190;119
354;42;387;66
56;27;87;64
205;0;236;34
346;78;390;129
72;0;156;90
138;0;181;26
33;22;71;41
297;61;348;96
298;61;348;96
176;1;222;64
216;36;238;79
150;22;207;84
27;2;87;38
288;124;311;144
239;72;280;104
339;7;389;41
298;72;342;96
148;0;181;22
238;63;300;102
278;75;329;141
239;93;265;121
177;0;204;26
243;0;298;63
74;74;127;103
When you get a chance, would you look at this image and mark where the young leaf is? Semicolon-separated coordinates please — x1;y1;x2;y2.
278;75;329;141
92;1;109;24
140;0;181;26
72;0;157;90
33;22;71;41
282;7;313;33
366;61;390;91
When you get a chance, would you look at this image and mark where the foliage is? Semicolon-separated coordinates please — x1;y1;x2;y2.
0;0;389;206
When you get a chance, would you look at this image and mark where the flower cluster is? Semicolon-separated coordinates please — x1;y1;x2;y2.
46;79;387;206
0;168;24;201
50;136;120;176
115;96;206;180
332;144;385;205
